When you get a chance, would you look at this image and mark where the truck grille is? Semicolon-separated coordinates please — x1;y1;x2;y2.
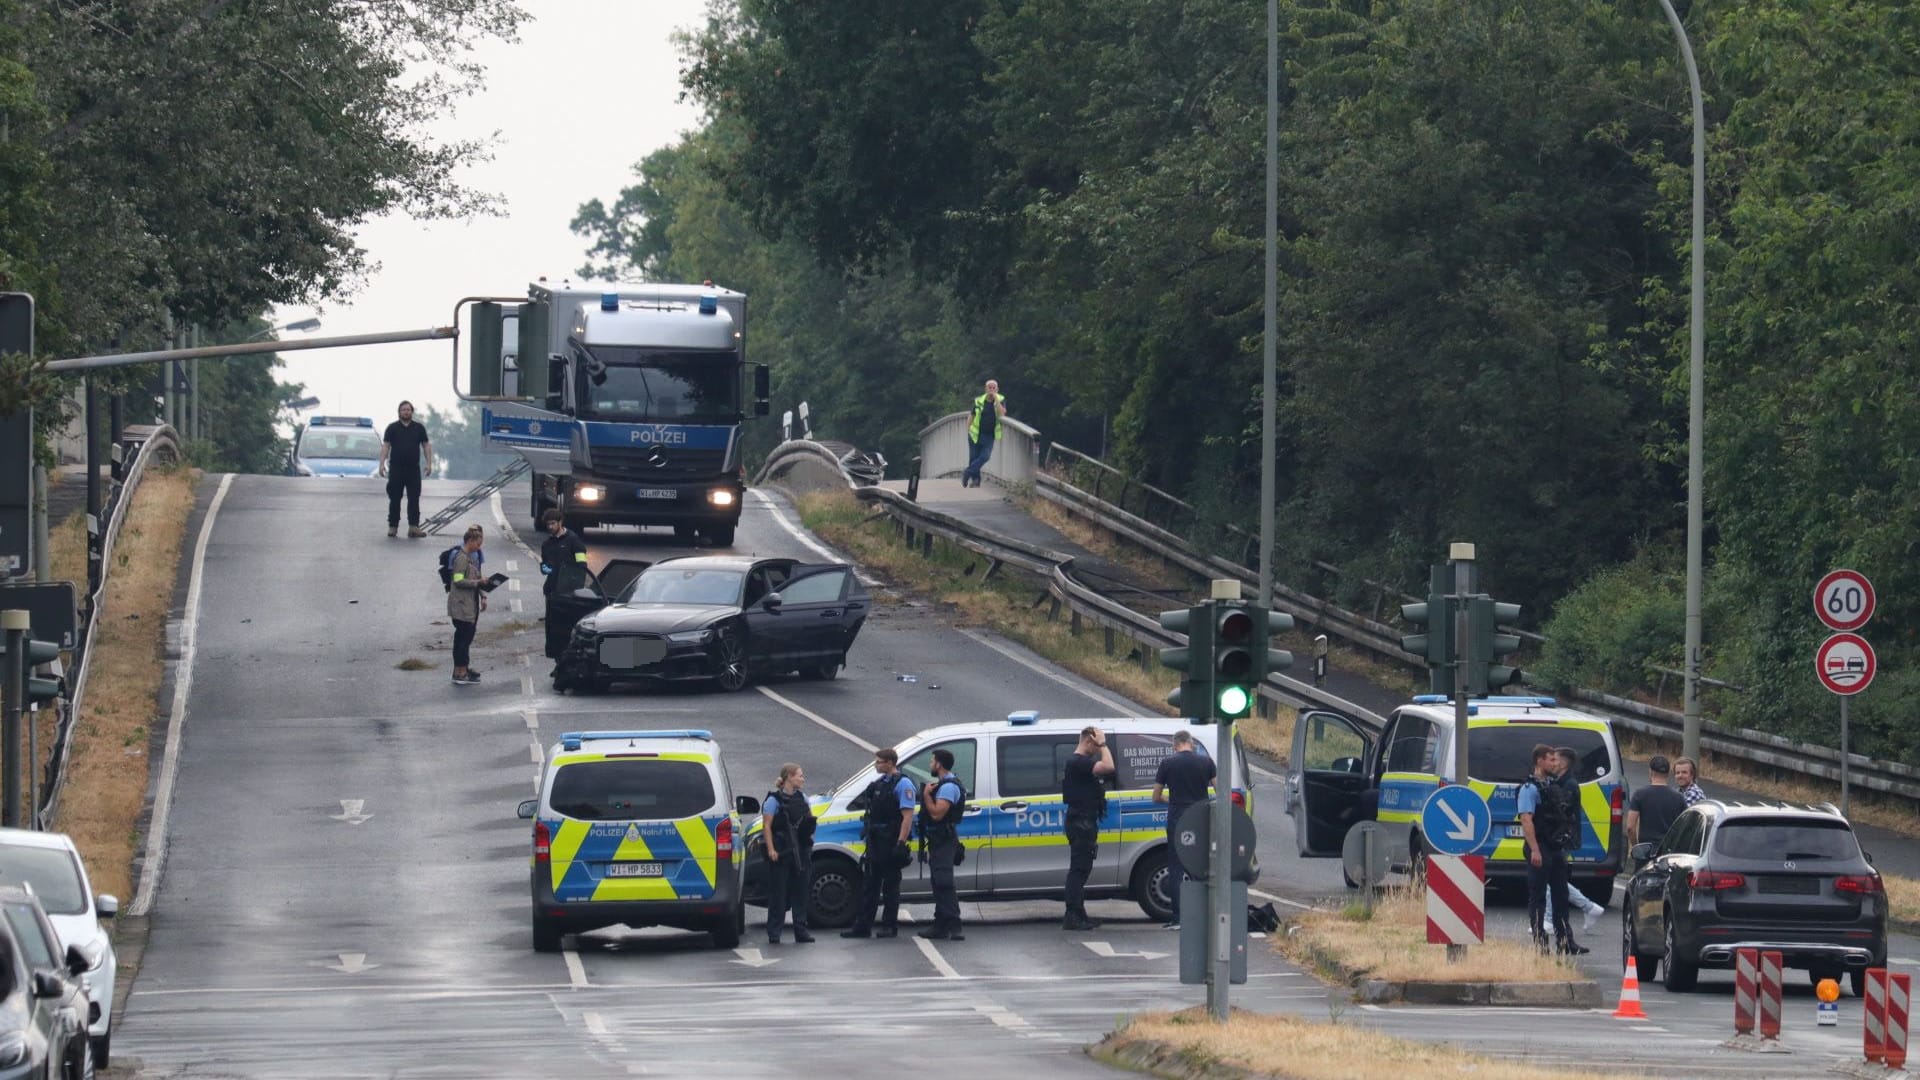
590;445;729;480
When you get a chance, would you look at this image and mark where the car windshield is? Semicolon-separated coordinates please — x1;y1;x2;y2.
548;759;715;821
626;568;744;606
0;847;85;915
1467;725;1611;784
575;344;740;422
1715;818;1861;861
300;429;381;460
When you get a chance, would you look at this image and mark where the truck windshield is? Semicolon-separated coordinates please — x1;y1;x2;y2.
575;344;740;422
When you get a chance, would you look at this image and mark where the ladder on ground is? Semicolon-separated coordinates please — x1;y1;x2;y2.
422;457;531;536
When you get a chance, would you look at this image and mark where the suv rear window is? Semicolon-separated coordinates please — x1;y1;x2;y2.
1714;818;1860;861
548;759;715;821
1468;726;1611;784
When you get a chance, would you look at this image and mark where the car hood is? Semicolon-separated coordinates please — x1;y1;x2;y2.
301;458;381;476
580;603;729;635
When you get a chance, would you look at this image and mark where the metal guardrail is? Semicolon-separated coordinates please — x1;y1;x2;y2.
40;424;181;827
753;440;863;490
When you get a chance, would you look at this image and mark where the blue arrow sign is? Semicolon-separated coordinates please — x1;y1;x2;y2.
1421;785;1491;858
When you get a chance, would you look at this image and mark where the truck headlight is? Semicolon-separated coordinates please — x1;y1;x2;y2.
708;489;736;508
576;485;605;503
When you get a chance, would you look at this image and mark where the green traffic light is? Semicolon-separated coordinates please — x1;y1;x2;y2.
1217;684;1251;717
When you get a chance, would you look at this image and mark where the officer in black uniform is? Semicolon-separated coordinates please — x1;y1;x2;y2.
842;748;919;939
539;508;590;672
762;763;817;944
918;749;966;942
1061;725;1114;930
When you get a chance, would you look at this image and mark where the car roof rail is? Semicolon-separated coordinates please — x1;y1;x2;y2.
558;730;713;752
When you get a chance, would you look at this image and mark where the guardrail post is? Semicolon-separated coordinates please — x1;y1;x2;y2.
908;456;921;503
920;532;932;558
1069;610;1081;637
1103;626;1115;656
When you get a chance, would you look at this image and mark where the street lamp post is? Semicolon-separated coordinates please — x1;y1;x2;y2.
1654;0;1707;764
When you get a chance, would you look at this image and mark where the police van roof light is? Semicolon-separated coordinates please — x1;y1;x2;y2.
1411;694;1448;705
1007;710;1040;726
558;729;713;751
600;293;619;311
1482;695;1557;707
699;293;718;315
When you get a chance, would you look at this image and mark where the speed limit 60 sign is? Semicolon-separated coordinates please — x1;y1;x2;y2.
1815;569;1875;632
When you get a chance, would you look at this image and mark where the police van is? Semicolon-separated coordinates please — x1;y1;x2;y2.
743;713;1250;927
516;730;758;952
287;415;382;477
1287;696;1626;904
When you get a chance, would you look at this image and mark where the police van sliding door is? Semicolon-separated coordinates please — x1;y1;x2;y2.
987;734;1116;894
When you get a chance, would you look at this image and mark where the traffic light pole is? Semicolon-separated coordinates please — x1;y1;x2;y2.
1208;582;1236;1021
1447;544;1474;963
1;609;25;829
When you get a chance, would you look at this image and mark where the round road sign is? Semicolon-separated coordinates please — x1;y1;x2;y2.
1815;569;1876;632
1815;632;1876;696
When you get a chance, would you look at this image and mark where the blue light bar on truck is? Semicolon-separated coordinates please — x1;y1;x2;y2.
559;730;713;751
699;293;718;315
600;293;619;311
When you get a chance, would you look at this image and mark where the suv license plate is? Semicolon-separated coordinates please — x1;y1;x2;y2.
636;488;677;500
606;862;665;878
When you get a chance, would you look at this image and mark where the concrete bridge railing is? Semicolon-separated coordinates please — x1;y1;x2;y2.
918;411;1041;486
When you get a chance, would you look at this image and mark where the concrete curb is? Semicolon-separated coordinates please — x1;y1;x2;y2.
1088;1034;1281;1080
1831;1059;1912;1079
1282;922;1600;1008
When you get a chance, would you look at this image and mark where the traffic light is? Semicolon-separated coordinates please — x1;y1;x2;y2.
1;636;62;707
1158;603;1212;717
1467;597;1523;694
1212;602;1255;720
1400;565;1455;695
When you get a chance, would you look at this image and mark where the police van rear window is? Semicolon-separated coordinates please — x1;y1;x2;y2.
1111;732;1211;791
548;759;714;821
1468;727;1609;784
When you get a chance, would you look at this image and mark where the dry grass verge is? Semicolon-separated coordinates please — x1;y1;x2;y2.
1886;873;1920;926
1103;1010;1645;1080
1279;888;1579;985
52;466;199;906
1617;730;1920;840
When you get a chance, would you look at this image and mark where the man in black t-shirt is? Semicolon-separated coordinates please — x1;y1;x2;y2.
1626;754;1688;856
1061;725;1114;930
1153;731;1217;929
379;401;434;538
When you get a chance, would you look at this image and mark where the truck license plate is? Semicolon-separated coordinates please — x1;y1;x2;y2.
636;487;677;500
605;862;664;878
600;637;668;668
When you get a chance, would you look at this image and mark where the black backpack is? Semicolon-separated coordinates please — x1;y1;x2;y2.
1530;777;1582;851
437;546;461;592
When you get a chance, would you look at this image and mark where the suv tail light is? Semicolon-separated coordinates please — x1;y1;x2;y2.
1609;786;1624;826
715;816;734;856
534;819;551;864
1689;870;1746;890
1836;874;1884;895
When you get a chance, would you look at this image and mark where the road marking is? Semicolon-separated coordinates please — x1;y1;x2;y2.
756;686;877;753
1251;888;1311;911
583;1011;609;1036
131;471;234;918
748;488;880;586
1082;941;1169;960
914;936;961;979
973;1003;1033;1031
523;710;539;730
729;948;779;968
506;560;520;572
328;799;373;826
491;491;543;563
131;969;1302;997
1891;957;1920;966
529;742;542;763
509;578;521;592
1630;1025;1666;1032
956;627;1141;714
520;673;534;696
511;597;524;612
315;953;378;975
564;949;590;989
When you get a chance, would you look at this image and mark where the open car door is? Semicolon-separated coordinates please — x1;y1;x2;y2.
598;559;651;603
1288;710;1376;857
543;559;652;646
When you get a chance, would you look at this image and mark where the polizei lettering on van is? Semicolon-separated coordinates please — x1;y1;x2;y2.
630;425;691;445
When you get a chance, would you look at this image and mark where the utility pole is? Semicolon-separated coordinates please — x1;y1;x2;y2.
1208;581;1237;1021
1447;542;1474;963
1259;0;1278;607
1;609;25;828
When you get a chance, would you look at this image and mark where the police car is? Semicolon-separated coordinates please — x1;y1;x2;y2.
743;713;1251;927
1287;696;1626;904
516;730;757;952
287;415;382;477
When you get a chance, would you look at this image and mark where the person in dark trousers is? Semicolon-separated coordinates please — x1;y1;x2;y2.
1062;725;1114;930
918;749;967;941
446;525;486;686
1152;730;1216;930
842;748;918;939
380;401;434;538
1626;754;1689;856
762;763;816;944
960;379;1007;488
1519;743;1583;955
538;509;590;672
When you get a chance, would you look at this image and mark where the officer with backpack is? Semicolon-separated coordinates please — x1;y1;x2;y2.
841;748;918;940
539;509;589;672
918;749;967;942
762;763;817;944
445;525;487;686
1518;743;1583;954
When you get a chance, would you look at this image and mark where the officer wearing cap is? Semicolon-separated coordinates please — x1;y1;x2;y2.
842;748;918;939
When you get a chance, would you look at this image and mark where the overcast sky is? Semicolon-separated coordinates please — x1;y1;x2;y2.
273;0;709;422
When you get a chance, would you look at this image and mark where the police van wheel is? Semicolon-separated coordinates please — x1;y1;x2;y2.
807;857;860;929
709;908;743;949
1131;849;1175;922
532;914;564;953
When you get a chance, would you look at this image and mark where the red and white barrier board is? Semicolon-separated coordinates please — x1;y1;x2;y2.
1424;854;1485;945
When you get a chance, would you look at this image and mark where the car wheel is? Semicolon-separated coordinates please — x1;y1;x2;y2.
1623;906;1659;978
1661;908;1697;991
1131;847;1175;922
532;913;564;953
807;856;860;929
706;525;736;548
1852;968;1869;998
709;906;742;949
711;626;749;692
803;660;841;681
89;1032;108;1071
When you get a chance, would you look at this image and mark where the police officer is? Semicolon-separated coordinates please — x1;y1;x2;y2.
762;763;817;944
539;508;590;673
917;749;966;942
841;748;918;939
1062;725;1114;931
1518;744;1580;954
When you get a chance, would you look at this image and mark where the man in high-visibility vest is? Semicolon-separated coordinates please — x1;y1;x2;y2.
961;379;1007;488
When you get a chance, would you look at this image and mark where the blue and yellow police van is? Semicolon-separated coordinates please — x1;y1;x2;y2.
516;730;758;952
742;712;1252;927
1287;696;1627;905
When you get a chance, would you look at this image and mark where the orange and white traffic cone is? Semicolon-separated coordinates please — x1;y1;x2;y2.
1613;956;1649;1020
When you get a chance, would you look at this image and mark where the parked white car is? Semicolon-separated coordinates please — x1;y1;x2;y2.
0;828;116;1066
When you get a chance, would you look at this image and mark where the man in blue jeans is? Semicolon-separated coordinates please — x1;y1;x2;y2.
1152;731;1216;930
961;379;1007;487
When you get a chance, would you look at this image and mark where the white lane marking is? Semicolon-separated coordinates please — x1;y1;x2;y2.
317;953;378;975
584;1011;609;1036
1250;888;1311;911
1630;1025;1667;1032
509;578;521;592
564;949;590;989
973;1003;1033;1031
748;488;880;586
131;969;1303;997
756;686;877;753
523;710;539;730
520;674;534;696
955;627;1141;714
511;597;524;613
491;491;542;563
506;560;520;572
529;742;542;763
1891;957;1920;966
328;799;373;826
131;471;235;918
914;936;961;979
729;948;779;968
521;654;532;668
1082;941;1168;960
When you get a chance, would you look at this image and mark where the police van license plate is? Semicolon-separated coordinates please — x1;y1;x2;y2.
1505;824;1527;838
600;637;668;668
635;487;676;500
605;862;665;878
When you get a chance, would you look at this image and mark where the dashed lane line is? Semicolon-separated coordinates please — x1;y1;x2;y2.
129;969;1304;997
756;686;877;753
955;626;1141;716
564;950;591;989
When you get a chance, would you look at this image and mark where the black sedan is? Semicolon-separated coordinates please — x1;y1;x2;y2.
552;555;869;693
1622;800;1886;996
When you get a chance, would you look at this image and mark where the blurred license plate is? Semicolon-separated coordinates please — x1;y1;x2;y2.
636;488;677;500
600;637;668;667
605;862;664;878
1505;825;1526;838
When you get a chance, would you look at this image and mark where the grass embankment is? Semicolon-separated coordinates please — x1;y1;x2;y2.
795;489;1296;756
1279;888;1579;985
1101;1010;1645;1080
51;466;199;905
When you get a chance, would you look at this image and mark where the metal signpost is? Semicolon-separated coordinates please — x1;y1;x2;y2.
1814;569;1876;816
1447;543;1474;961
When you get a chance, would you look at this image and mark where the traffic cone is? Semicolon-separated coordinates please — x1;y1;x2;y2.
1613;956;1649;1020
